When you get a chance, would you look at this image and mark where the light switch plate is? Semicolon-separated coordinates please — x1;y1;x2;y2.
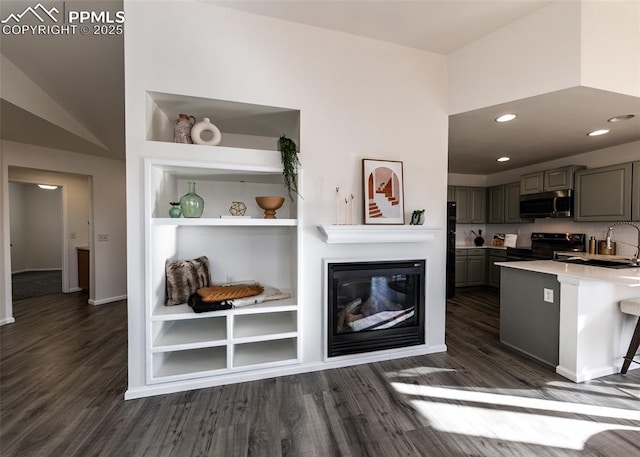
544;288;554;303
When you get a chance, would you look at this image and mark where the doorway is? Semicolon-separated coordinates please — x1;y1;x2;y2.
8;167;91;303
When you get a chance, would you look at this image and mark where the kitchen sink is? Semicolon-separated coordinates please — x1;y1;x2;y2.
555;258;639;269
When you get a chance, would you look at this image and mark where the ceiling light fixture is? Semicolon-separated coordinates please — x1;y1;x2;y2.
496;156;511;162
495;114;517;123
37;184;58;190
608;114;636;123
587;129;610;137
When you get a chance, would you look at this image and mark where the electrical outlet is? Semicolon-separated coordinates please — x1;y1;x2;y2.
70;232;77;240
97;234;108;242
544;288;554;303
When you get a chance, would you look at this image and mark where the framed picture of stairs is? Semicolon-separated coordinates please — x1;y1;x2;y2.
362;159;405;224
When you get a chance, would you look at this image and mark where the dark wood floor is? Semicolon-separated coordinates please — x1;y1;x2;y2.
3;288;640;456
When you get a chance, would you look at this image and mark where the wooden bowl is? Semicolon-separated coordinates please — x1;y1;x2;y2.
255;196;285;219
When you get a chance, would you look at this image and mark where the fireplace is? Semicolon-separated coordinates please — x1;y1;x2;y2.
326;259;425;357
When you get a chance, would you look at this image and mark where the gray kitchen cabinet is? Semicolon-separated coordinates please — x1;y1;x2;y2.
455;250;467;287
521;165;583;195
488;249;507;288
545;165;580;191
466;250;486;286
505;182;524;223
488;182;524;223
455;248;486;287
520;171;544;195
488;185;505;224
574;162;632;222
454;187;486;223
633;161;640;221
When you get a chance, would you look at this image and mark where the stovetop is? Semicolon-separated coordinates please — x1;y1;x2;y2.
507;233;586;260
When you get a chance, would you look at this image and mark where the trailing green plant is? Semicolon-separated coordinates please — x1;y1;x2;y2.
278;134;301;201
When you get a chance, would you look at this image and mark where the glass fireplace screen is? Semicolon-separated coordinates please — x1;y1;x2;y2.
336;274;418;333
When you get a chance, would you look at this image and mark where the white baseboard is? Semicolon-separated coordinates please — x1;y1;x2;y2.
66;287;82;293
0;317;16;326
89;294;127;306
124;343;448;400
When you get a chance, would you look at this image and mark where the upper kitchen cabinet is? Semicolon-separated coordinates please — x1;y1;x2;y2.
454;187;486;223
520;165;584;195
505;182;525;223
488;185;505;223
489;182;525;224
520;171;544;195
633;161;640;221
574;162;632;222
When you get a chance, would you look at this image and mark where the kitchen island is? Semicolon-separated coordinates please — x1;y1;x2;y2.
497;259;640;382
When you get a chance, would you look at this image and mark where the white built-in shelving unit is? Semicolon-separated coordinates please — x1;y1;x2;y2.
144;91;301;386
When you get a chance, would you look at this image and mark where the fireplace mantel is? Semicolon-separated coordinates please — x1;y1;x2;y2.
318;225;440;244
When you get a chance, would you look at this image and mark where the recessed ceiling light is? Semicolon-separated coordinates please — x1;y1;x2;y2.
496;156;511;162
587;129;610;137
495;114;517;123
37;184;58;190
608;114;636;123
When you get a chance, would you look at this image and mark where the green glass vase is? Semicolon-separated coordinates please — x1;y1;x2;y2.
168;203;182;218
179;182;204;218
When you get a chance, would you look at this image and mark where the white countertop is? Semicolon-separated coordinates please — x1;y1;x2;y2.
455;245;508;250
496;260;640;287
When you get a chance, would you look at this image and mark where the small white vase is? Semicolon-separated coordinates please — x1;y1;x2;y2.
191;117;222;146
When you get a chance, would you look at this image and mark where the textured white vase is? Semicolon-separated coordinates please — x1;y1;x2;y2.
191;117;222;146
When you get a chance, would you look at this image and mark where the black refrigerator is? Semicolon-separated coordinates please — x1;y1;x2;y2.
446;202;456;298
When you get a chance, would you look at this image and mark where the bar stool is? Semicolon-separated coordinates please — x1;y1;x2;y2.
621;298;640;374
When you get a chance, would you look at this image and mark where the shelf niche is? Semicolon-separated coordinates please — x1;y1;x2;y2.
146;91;300;152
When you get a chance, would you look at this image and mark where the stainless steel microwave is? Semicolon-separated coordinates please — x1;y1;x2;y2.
519;189;574;218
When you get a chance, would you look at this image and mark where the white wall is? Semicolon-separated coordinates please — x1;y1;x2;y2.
124;1;448;394
1;140;127;324
448;1;640;115
581;1;640;97
9;182;62;272
0;150;9;324
448;1;582;114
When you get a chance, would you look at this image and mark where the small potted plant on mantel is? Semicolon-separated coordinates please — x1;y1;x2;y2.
278;134;302;201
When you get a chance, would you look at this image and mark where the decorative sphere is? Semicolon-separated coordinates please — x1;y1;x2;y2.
229;201;247;216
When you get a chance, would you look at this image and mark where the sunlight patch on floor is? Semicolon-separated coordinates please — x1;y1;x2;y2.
545;380;622;394
392;383;640;421
410;399;640;451
597;379;640;390
385;367;457;378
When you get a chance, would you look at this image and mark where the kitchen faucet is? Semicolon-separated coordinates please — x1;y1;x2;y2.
606;222;640;265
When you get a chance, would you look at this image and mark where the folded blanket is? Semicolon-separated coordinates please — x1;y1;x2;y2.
229;286;292;308
187;293;233;313
188;283;292;312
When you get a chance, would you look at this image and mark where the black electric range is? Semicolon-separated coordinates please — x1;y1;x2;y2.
506;232;586;261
